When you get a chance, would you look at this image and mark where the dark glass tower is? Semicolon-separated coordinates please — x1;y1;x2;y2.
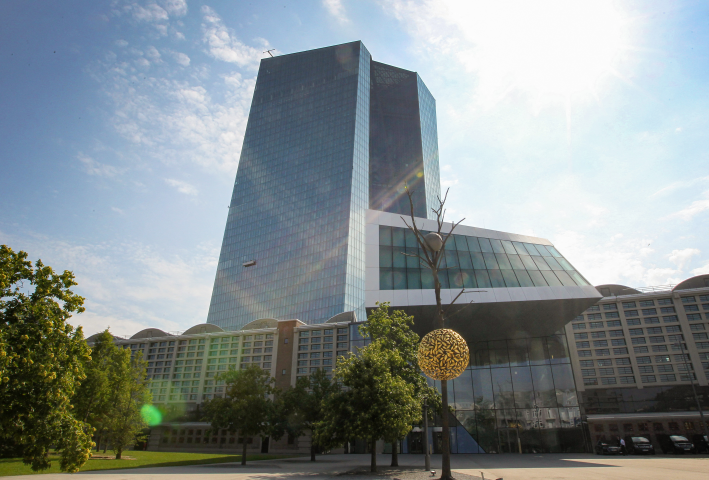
207;41;440;330
370;61;440;218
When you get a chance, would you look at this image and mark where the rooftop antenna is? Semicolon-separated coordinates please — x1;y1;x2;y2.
264;49;275;57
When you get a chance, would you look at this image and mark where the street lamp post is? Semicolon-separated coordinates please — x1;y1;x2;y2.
423;401;431;471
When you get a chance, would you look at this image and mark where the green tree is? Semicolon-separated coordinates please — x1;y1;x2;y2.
103;348;151;459
202;364;277;465
360;303;441;466
73;329;115;450
281;368;339;461
323;339;421;472
0;245;94;472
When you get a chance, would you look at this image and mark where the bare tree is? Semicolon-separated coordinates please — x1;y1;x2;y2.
400;187;478;480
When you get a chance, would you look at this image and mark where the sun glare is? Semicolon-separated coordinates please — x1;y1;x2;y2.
449;0;625;104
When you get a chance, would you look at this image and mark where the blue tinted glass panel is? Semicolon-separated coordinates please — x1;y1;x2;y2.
467;236;482;252
479;238;494;253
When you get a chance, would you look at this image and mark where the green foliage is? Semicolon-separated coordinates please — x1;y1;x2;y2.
202;365;278;465
0;245;94;472
73;330;114;429
103;348;151;459
360;303;442;427
280;369;339;460
322;338;421;471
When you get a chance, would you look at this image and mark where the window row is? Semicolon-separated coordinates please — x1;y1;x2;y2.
380;267;586;290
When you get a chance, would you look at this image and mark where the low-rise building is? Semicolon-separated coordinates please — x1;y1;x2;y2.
564;274;709;450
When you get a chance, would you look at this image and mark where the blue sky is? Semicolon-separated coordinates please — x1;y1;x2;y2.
2;0;708;337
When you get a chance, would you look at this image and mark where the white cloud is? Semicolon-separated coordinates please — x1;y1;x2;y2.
145;45;162;61
668;248;700;270
666;190;709;220
323;0;350;24
691;261;709;277
77;153;121;177
165;178;198;195
161;0;187;17
168;50;190;66
131;3;169;23
651;175;709;197
111;206;125;215
0;228;217;338
381;0;625;108
115;39;129;47
88;48;256;173
201;6;267;68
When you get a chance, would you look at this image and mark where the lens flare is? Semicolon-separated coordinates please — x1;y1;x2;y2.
140;404;163;426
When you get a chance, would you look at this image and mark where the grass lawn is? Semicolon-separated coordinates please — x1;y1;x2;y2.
0;450;301;476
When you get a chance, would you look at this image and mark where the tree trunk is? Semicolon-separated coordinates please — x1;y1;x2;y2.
241;436;247;465
391;438;399;467
434;262;453;480
95;433;101;452
310;438;316;462
441;380;452;480
370;436;377;472
116;447;122;460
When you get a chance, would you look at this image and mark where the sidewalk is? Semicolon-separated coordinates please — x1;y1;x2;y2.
3;453;707;480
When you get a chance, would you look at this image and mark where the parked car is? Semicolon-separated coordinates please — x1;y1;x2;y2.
595;440;621;455
656;434;695;454
624;436;655;455
691;434;709;454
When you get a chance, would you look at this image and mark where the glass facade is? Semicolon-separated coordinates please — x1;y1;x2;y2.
369;62;439;218
207;42;371;330
452;336;584;453
581;385;709;414
378;225;590;290
350;324;587;453
207;41;443;331
417;76;441;220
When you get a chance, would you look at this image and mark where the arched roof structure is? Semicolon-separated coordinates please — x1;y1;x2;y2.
130;328;171;339
673;274;709;291
183;324;225;335
241;318;278;330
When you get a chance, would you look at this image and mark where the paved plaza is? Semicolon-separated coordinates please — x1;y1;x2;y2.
5;453;708;480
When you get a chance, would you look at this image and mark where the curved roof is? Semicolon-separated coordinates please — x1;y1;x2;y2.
86;332;117;343
183;324;225;335
130;328;171;339
595;284;641;296
673;274;709;291
326;311;358;324
241;318;278;330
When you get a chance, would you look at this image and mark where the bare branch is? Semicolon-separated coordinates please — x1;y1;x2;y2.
442;288;487;318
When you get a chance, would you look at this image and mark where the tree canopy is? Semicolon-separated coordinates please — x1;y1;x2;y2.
0;245;94;472
103;346;150;459
281;368;339;461
202;364;278;465
323;338;421;472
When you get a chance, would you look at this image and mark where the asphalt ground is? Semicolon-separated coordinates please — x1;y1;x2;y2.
4;453;708;480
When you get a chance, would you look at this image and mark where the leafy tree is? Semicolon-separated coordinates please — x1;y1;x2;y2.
73;329;115;450
323;339;420;472
202;364;278;465
103;348;151;459
281;368;339;461
0;245;94;472
360;303;441;466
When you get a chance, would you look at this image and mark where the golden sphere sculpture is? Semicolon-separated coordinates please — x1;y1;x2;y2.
417;328;470;381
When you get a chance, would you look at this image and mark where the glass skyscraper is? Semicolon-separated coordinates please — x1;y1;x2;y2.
207;41;441;331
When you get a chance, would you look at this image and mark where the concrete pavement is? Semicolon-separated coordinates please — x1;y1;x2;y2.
3;453;708;480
